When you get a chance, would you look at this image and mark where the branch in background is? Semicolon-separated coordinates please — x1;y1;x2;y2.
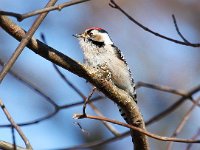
0;59;103;127
0;60;58;108
0;0;58;84
0;97;103;128
109;0;200;47
64;131;130;149
186;128;200;150
74;114;200;143
167;97;200;150
0;0;92;21
146;84;200;126
0;99;32;149
137;82;199;107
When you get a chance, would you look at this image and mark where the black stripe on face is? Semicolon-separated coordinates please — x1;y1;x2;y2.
88;39;105;47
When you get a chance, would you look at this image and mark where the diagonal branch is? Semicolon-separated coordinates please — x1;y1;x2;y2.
0;99;32;149
186;128;200;150
167;97;200;150
0;15;149;150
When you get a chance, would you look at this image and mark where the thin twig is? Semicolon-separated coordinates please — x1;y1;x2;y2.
167;97;200;150
83;87;96;115
0;99;32;149
74;114;200;143
0;0;92;21
137;81;187;96
109;0;200;47
172;14;190;44
0;0;58;83
74;122;90;136
136;82;199;107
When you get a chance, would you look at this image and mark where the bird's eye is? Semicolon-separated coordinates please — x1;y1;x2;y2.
89;32;93;37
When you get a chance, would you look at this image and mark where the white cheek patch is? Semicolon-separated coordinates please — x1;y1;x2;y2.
91;30;113;45
101;33;113;45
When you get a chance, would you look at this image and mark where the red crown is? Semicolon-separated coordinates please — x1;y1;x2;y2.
86;27;103;31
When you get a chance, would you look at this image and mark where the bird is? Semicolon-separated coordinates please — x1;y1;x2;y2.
74;27;137;122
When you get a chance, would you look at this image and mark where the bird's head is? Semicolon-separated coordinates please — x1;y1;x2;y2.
73;27;113;46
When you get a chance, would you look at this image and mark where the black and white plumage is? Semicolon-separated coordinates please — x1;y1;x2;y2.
74;27;137;121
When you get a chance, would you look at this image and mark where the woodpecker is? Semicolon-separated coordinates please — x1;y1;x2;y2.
74;27;137;121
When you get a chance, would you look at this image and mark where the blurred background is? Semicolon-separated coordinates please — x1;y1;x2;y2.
0;0;200;149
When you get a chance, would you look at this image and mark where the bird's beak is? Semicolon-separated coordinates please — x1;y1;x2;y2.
73;33;85;38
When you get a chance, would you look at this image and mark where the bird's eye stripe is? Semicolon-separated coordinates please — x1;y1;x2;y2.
86;29;93;34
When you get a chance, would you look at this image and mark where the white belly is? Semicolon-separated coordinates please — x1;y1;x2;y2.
80;40;136;100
